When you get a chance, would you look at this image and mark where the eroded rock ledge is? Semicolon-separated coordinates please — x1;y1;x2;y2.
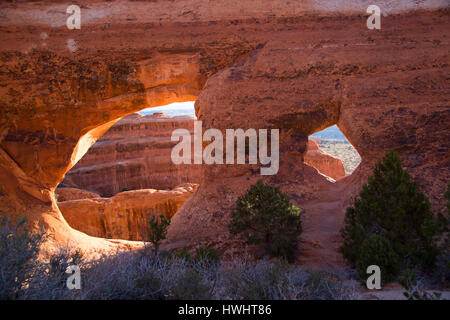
58;183;198;240
63;112;202;196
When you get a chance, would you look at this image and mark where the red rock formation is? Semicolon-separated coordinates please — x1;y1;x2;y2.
63;113;202;196
165;8;450;266
304;139;346;181
58;184;198;240
56;188;100;202
64;118;342;196
0;1;448;264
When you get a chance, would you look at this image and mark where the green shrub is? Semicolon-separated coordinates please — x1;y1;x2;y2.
172;247;192;261
399;269;442;300
340;151;442;281
147;214;171;255
194;246;220;265
228;180;302;262
355;234;400;283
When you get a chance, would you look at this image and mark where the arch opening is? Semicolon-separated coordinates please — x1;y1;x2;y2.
57;101;200;242
305;125;361;182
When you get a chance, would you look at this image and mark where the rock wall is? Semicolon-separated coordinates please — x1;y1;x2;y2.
165;8;450;266
58;184;198;240
63;112;202;196
304;139;346;181
0;1;448;263
63;115;344;195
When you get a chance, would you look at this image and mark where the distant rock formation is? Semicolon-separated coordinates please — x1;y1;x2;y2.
64;114;346;195
63;113;202;196
58;183;198;241
304;139;346;181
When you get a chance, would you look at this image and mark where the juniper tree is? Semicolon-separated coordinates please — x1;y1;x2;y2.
228;180;302;262
147;214;171;255
340;151;441;280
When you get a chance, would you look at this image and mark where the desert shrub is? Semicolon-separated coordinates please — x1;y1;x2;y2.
172;247;192;261
49;248;84;275
228;180;302;262
355;234;400;283
220;259;293;299
1;214;362;300
22;247;85;300
433;250;450;287
301;270;358;300
194;246;220;266
131;256;215;300
432;184;450;286
218;259;357;300
134;270;164;299
1;240;360;300
446;183;450;213
167;267;213;300
84;252;164;299
340;151;442;281
68;249;217;300
156;249;173;260
0;215;45;299
399;269;442;300
171;246;219;266
147;214;171;255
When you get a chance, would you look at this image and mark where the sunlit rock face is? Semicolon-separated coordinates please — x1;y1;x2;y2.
63;113;202;196
58;184;198;241
304;139;346;181
0;1;448;262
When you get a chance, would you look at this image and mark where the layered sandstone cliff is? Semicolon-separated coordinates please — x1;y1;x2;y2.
64;113;345;194
0;1;448;264
63;112;202;196
58;183;198;240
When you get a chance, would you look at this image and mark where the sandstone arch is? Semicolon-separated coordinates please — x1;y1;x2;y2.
0;2;448;262
304;138;347;181
0;51;205;253
167;11;449;265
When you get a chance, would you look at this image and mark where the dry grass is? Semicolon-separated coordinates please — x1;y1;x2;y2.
0;217;359;300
